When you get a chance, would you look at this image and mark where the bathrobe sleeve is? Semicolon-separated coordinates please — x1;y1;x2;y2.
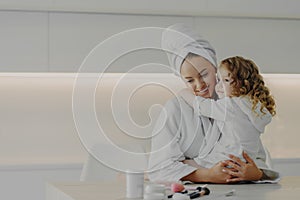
148;98;198;182
194;96;229;121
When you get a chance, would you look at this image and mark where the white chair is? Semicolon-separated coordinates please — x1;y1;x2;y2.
80;153;118;181
80;143;149;181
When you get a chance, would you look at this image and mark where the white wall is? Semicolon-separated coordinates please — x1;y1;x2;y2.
0;0;299;19
0;0;300;73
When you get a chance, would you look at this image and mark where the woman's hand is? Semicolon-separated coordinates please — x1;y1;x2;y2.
221;151;263;183
206;162;232;184
182;159;202;168
181;160;231;183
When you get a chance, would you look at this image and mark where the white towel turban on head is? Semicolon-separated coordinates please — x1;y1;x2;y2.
161;23;217;76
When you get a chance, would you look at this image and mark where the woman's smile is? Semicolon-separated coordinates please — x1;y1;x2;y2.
195;85;209;96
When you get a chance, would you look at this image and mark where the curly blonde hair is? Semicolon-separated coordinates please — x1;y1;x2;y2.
220;56;276;116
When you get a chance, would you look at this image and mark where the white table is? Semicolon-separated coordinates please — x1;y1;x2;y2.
46;176;300;200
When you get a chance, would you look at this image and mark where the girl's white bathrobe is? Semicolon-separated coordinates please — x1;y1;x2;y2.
194;96;272;169
148;96;279;182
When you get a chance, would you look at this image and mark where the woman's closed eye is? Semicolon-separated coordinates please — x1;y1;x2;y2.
187;79;194;83
200;72;208;78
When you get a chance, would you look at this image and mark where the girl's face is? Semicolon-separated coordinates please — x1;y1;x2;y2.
215;66;233;98
180;56;216;98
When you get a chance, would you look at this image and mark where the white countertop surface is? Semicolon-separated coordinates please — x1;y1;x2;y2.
46;176;300;200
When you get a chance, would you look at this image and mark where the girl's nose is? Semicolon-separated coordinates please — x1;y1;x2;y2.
216;80;223;88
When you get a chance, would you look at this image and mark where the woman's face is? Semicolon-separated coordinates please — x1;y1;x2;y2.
180;56;217;98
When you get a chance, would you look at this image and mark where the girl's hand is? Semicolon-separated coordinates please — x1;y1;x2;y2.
221;151;263;183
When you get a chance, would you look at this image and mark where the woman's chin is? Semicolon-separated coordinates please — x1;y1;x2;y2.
195;92;211;98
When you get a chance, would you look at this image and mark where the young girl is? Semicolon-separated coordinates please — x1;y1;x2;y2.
180;56;277;178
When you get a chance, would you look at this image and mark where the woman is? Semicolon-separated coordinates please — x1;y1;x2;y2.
148;24;278;183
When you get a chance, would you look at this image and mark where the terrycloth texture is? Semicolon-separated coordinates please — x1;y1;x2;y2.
148;94;279;182
147;96;213;182
161;23;217;76
192;96;272;169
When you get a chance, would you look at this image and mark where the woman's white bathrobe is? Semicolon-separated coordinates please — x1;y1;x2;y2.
148;96;221;182
148;96;279;182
